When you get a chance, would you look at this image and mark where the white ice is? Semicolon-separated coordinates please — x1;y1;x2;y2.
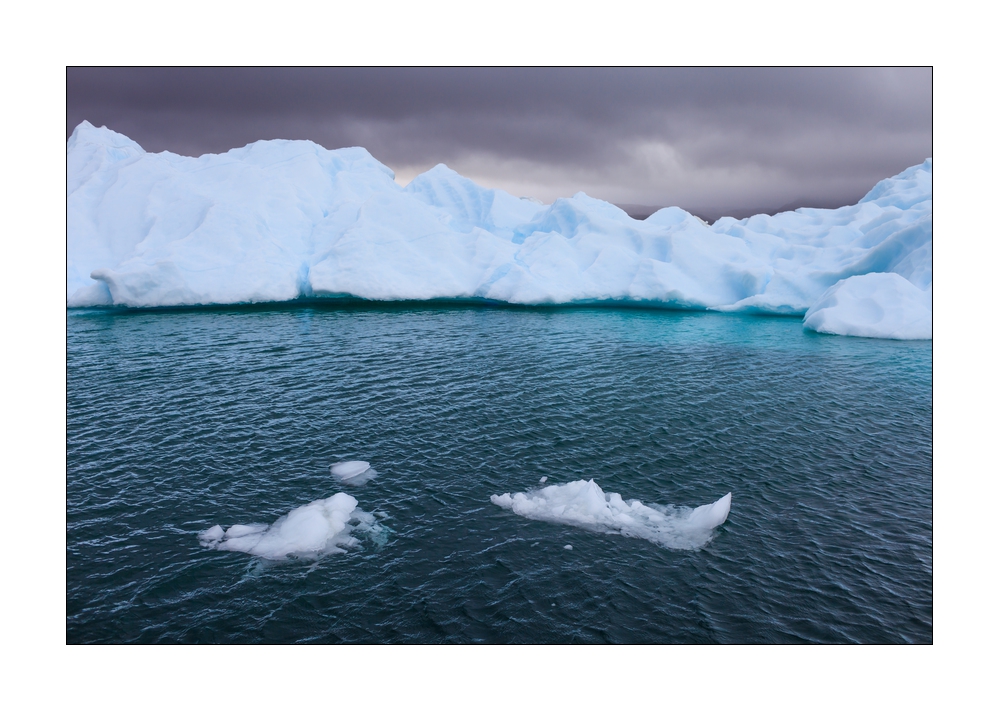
67;122;931;339
331;460;368;477
198;492;381;560
803;272;931;339
490;479;732;550
330;460;377;485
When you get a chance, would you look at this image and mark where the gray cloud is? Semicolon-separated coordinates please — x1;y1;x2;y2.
67;67;931;219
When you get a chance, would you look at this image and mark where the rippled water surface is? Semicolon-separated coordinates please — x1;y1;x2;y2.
67;304;932;643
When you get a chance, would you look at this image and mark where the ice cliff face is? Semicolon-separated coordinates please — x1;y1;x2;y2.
67;121;931;339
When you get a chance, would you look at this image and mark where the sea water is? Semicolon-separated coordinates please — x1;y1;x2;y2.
67;303;931;643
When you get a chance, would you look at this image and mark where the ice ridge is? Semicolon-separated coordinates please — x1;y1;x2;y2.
67;122;931;339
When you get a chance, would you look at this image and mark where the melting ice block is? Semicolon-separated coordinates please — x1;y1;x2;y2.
198;492;381;560
490;479;731;550
686;492;732;529
67;121;931;339
330;460;377;485
330;460;370;478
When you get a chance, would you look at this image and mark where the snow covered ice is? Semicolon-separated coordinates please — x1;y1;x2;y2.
67;121;931;339
491;479;732;550
198;492;381;560
803;273;932;340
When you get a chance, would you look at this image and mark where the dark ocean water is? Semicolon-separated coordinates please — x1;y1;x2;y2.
66;303;932;643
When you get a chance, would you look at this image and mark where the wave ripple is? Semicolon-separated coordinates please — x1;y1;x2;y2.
67;305;931;643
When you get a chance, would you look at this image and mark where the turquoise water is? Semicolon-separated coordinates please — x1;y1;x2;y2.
67;304;931;643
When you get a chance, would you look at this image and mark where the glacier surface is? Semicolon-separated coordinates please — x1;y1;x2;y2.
67;121;931;339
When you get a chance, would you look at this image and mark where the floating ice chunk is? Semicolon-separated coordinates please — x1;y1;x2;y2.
539;476;547;484
803;272;931;340
330;460;377;485
198;524;224;544
198;492;382;560
686;492;732;529
331;460;370;478
490;479;731;550
223;523;268;539
564;544;573;550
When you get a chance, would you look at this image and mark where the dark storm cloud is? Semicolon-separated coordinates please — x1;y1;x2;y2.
66;67;931;219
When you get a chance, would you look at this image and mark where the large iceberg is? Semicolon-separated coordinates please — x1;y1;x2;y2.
67;121;931;339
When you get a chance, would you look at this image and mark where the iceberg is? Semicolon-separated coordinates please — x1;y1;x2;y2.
198;492;381;560
67;121;931;339
490;479;731;550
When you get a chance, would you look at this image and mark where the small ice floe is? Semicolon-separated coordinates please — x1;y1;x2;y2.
490;479;731;551
563;544;573;550
198;492;383;561
330;460;378;485
539;476;548;484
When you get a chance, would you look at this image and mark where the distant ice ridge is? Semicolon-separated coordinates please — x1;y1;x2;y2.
198;492;381;560
490;479;731;550
67;121;931;339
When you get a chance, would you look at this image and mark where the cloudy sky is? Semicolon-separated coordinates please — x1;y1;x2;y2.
67;67;931;220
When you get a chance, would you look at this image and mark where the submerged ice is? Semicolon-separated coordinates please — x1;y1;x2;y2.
330;460;377;485
490;479;732;550
67;121;931;339
198;492;381;560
